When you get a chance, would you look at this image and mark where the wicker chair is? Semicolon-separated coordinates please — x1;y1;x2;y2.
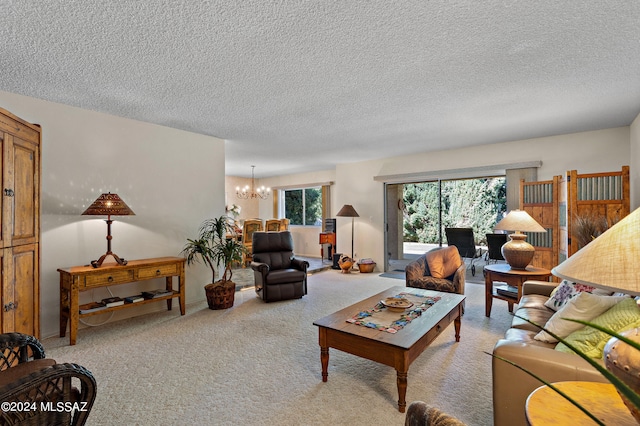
405;247;465;295
0;333;96;426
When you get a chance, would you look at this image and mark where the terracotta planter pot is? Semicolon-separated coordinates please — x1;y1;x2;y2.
204;280;236;310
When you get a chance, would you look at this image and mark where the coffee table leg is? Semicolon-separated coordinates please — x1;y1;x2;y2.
320;346;329;382
397;370;408;413
319;328;329;382
454;316;461;342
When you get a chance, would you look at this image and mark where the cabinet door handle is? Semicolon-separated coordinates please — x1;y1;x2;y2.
156;270;161;275
3;189;14;197
108;276;113;282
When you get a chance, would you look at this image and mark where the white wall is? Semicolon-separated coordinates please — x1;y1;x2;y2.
331;127;630;268
0;91;225;339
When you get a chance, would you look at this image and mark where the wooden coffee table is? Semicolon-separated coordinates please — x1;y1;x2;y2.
313;285;465;412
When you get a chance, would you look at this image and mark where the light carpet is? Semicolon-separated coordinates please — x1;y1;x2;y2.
43;271;513;425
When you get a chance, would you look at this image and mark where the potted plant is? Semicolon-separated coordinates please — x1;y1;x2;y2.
182;216;245;309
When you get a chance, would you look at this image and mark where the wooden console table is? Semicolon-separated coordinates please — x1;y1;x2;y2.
58;256;186;345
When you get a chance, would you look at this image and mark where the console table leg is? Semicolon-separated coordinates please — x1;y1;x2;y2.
59;275;68;338
165;276;173;311
397;370;408;413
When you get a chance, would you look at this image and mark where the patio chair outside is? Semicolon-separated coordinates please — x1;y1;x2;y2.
444;227;483;276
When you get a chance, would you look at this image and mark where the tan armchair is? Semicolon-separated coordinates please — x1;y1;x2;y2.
0;332;97;425
405;246;465;295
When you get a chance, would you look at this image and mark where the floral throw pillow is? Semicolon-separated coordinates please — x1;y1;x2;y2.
544;280;597;311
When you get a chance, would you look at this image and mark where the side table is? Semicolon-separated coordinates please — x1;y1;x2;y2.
59;256;186;345
484;263;551;317
526;381;636;425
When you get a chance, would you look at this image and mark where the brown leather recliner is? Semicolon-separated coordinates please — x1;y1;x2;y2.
251;231;309;302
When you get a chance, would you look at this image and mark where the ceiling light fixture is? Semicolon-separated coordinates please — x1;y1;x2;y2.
236;165;270;200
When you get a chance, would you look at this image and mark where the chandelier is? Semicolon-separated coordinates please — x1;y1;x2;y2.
236;165;271;200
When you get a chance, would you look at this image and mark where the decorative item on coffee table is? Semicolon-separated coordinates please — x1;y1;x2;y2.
182;216;245;309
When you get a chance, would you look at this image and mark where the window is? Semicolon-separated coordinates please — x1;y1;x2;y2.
283;187;322;226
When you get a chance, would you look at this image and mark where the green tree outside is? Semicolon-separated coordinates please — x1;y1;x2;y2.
403;178;506;245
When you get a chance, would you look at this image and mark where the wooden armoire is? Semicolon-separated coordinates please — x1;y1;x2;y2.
0;108;40;338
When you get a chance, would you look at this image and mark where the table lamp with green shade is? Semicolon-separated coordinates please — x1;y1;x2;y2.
552;206;640;422
82;192;135;268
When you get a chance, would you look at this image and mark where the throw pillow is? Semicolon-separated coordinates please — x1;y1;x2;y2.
535;292;627;343
555;298;640;358
425;246;462;279
544;279;613;312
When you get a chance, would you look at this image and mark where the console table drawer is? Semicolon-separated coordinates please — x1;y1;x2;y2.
84;270;134;287
137;263;178;279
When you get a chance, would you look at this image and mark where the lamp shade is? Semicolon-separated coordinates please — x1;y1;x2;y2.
336;204;359;217
494;209;546;233
552;207;640;295
82;193;135;217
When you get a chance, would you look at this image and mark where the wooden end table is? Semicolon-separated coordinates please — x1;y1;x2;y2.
484;263;551;317
313;286;465;412
526;381;636;425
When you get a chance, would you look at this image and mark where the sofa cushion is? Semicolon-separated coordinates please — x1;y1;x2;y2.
544;279;613;311
504;328;556;348
510;304;556;332
517;294;551;310
265;269;306;285
535;292;627;343
425;246;461;279
555;297;640;358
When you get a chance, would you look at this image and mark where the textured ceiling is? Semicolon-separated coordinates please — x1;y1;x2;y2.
2;1;640;178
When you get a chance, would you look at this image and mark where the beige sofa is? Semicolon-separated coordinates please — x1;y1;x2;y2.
492;281;607;426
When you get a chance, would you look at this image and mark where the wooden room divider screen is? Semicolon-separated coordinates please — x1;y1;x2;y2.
520;165;629;272
560;165;630;259
519;176;561;272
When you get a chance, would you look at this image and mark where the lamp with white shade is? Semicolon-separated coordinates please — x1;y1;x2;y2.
494;209;546;270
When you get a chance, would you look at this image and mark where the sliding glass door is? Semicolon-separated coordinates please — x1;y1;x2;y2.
384;177;506;272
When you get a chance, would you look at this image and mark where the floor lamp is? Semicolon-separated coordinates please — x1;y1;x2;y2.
336;204;359;260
